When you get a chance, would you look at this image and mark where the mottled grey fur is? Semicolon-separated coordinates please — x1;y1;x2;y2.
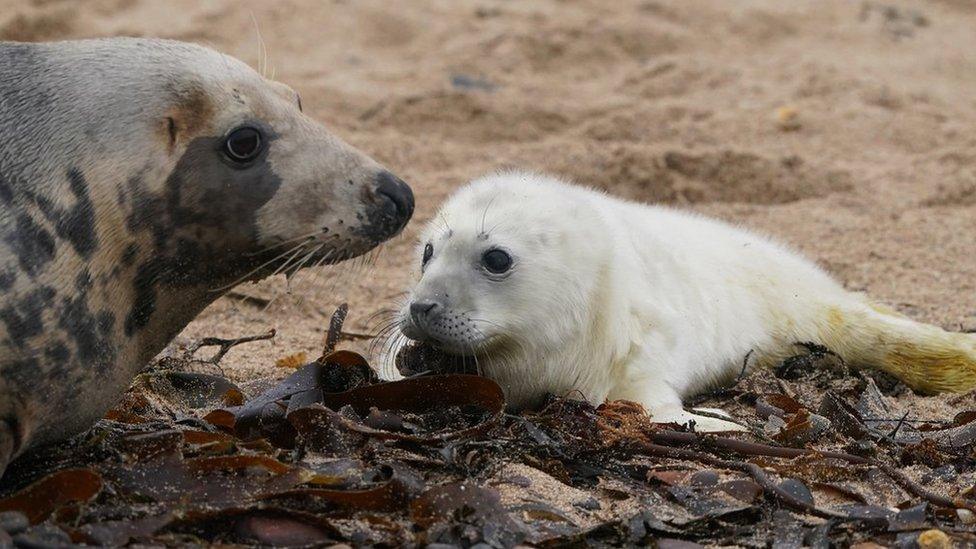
0;38;412;474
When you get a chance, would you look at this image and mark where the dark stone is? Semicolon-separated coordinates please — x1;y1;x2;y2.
0;511;28;534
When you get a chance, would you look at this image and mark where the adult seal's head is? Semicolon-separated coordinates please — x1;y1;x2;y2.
0;38;413;473
398;172;610;409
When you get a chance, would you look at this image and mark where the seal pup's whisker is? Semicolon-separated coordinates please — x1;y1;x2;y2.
436;212;452;234
367;313;407;353
386;332;409;379
478;195;499;236
468;341;483;377
365;306;403;325
374;328;407;378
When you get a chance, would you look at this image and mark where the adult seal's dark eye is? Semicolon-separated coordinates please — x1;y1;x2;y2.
422;243;433;267
483;249;513;274
223;126;263;163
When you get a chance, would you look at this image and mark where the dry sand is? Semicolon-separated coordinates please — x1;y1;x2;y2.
3;0;976;382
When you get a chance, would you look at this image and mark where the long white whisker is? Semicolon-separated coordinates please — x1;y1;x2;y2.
268;244;309;280
244;232;319;257
210;241;308;293
284;244;326;305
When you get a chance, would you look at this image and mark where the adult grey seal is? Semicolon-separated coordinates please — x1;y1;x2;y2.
0;38;414;474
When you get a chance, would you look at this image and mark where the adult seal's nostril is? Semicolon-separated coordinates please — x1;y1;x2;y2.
362;171;414;240
409;301;438;324
376;171;414;222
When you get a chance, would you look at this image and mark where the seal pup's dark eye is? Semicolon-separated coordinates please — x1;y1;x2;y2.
422;243;433;268
223;126;263;163
482;249;513;274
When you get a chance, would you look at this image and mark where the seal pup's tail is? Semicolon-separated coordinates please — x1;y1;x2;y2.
823;302;976;394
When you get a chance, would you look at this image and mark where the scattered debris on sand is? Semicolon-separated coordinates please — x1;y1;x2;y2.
1;308;975;547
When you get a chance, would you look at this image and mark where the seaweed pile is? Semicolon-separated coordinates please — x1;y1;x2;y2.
1;311;975;547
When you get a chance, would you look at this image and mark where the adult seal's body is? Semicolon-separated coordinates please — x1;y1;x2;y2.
398;172;976;431
0;38;413;473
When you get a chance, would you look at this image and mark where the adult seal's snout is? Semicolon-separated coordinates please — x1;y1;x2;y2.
368;171;414;237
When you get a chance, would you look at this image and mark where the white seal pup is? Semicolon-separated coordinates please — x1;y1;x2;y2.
0;38;413;474
397;171;976;431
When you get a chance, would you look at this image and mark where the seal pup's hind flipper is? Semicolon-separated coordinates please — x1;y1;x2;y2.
823;302;976;394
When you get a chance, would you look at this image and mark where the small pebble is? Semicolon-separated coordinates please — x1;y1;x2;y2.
777;478;815;506
917;529;951;549
12;524;73;548
450;74;497;92
775;105;801;131
957;508;976;525
0;512;28;535
574;497;602;511
689;470;720;487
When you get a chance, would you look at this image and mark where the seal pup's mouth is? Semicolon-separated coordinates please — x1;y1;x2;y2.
398;308;501;359
393;339;483;378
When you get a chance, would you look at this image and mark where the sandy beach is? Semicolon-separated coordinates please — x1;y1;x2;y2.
3;0;976;383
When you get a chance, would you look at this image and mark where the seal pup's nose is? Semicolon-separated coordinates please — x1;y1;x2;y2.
375;171;414;228
410;301;439;324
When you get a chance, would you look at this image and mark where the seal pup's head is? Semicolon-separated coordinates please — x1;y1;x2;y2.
397;171;618;409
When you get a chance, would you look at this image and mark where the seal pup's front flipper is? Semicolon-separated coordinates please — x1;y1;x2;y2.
649;406;748;432
615;377;748;432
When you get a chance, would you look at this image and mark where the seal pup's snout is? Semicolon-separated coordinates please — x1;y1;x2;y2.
409;300;441;325
365;171;414;239
402;295;462;346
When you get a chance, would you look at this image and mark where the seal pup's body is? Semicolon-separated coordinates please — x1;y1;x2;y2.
399;172;976;431
0;38;413;472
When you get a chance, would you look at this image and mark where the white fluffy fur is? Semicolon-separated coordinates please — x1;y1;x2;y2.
398;171;883;431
